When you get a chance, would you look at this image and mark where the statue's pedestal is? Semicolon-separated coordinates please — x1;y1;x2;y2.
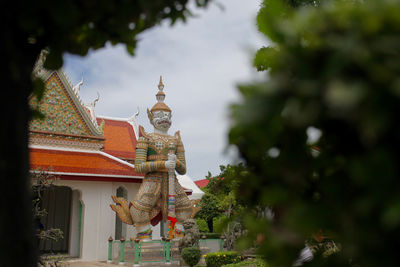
140;241;165;262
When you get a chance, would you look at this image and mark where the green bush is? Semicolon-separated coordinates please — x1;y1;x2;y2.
204;251;241;267
200;232;221;239
181;247;201;267
213;216;226;233
222;258;268;267
196;218;209;233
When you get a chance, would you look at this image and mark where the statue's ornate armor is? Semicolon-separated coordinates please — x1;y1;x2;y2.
130;126;193;229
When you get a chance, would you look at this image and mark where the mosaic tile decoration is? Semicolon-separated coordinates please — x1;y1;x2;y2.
30;73;90;136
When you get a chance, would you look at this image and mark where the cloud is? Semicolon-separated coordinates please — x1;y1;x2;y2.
64;0;267;179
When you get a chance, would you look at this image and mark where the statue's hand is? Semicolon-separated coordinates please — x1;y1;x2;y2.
165;154;176;170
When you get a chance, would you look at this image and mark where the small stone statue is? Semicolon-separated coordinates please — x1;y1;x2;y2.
178;219;200;252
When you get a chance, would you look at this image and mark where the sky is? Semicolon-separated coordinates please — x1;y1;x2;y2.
63;0;267;180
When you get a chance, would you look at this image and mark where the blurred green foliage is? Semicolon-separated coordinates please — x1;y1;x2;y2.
307;237;341;258
229;0;400;266
213;216;227;234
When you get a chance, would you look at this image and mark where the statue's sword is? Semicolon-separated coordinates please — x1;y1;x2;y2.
167;143;177;240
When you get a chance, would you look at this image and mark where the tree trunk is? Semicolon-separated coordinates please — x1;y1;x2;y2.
1;26;40;266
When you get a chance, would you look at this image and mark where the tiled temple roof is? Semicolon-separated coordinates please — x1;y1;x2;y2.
194;179;210;188
96;117;138;162
30;146;144;181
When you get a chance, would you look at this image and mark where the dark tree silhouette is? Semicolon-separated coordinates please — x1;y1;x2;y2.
1;1;211;266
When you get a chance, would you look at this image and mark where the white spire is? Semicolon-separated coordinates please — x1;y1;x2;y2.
156;75;166;102
73;76;84;93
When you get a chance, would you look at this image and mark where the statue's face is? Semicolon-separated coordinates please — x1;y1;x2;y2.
151;111;172;131
183;219;196;229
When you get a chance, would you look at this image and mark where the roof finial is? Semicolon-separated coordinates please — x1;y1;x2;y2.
150;76;171;113
90;92;100;107
73;76;84;93
156;76;166;103
158;76;164;91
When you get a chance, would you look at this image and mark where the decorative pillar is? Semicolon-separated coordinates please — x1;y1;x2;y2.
119;237;126;265
165;237;171;265
107;236;113;263
134;238;140;267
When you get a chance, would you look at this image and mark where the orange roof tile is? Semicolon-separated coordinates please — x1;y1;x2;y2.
30;148;143;177
97;118;137;160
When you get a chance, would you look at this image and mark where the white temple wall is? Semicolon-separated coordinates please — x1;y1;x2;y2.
68;189;81;257
55;179;143;261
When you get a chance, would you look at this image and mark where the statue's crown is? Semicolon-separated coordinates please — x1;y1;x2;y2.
150;76;171;113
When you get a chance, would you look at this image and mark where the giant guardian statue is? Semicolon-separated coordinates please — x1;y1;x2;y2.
111;77;194;241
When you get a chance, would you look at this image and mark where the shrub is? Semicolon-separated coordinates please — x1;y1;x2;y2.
181;247;201;267
204;251;241;267
213;216;226;233
196;218;209;233
222;258;268;267
200;232;221;239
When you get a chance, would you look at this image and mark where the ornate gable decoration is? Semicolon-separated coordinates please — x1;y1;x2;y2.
30;70;103;139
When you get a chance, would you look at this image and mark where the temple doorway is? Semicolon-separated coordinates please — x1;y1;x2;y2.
39;186;83;257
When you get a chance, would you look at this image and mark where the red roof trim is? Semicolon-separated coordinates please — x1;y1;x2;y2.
32;164;132;176
58;174;142;183
30;130;105;141
98;118;134;129
194;179;210;188
194;177;224;189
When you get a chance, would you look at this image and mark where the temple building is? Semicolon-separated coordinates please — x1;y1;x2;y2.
28;56;195;260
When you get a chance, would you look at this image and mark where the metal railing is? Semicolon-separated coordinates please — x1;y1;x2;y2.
107;237;225;266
